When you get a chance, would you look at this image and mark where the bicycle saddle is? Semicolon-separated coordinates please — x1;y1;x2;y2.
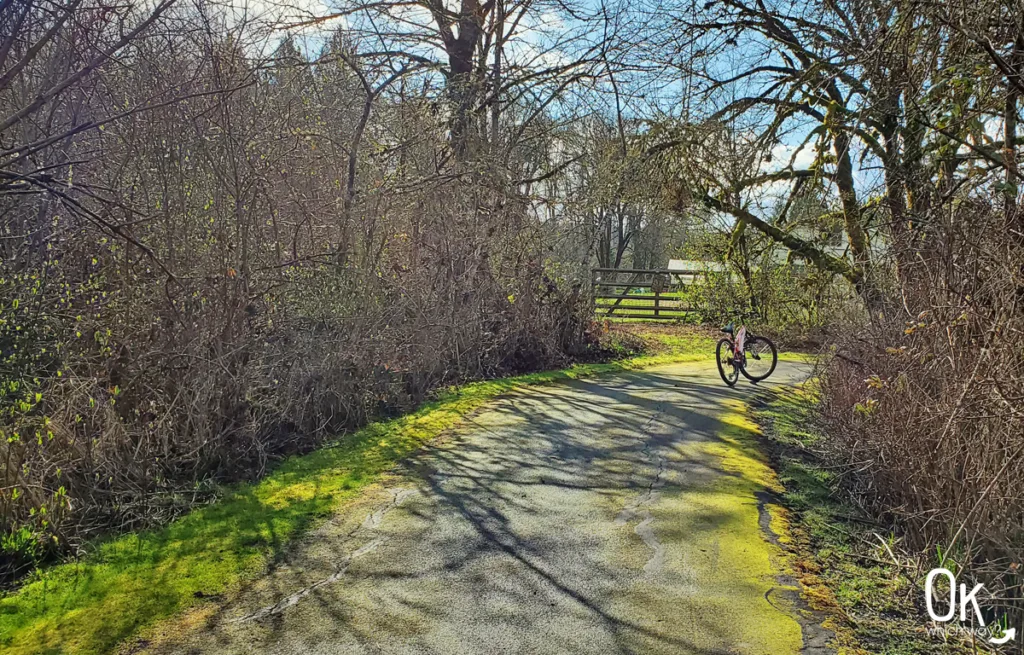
721;322;735;334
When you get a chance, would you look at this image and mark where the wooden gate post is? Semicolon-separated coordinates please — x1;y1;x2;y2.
651;273;666;318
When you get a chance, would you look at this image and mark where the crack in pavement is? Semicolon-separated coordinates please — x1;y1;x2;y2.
231;487;418;623
136;362;820;655
362;488;417;529
613;406;668;576
230;539;385;623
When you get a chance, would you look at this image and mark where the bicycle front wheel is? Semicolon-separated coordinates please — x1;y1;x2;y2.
716;338;739;387
740;335;778;382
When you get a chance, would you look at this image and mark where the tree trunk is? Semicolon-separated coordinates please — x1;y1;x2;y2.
446;3;485;161
490;0;504;147
1005;39;1020;232
832;122;881;310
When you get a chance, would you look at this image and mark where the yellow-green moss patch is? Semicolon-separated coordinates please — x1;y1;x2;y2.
692;399;803;655
606;394;805;655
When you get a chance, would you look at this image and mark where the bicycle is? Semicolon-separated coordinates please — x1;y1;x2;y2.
715;322;778;387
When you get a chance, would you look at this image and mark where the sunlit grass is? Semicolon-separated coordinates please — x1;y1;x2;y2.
754;384;964;654
594;292;692;320
0;334;720;655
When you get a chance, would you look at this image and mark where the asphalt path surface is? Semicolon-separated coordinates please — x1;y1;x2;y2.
143;361;824;655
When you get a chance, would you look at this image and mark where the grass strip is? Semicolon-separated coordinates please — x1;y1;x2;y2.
755;385;976;655
0;343;717;655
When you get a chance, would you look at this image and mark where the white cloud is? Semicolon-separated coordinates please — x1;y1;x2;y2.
766;141;816;172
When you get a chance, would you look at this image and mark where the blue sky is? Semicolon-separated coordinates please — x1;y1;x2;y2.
243;0;893;222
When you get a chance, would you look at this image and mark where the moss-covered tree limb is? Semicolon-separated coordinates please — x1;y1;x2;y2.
695;193;858;284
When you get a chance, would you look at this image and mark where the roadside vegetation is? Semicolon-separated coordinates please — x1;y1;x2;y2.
3;0;1024;650
756;384;998;655
0;326;716;655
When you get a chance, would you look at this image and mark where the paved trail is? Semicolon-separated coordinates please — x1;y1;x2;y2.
144;362;828;655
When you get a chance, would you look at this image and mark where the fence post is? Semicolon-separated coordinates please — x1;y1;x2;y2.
591;269;597;316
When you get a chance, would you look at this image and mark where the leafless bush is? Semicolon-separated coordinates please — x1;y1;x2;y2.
820;197;1024;622
0;173;596;580
0;0;604;581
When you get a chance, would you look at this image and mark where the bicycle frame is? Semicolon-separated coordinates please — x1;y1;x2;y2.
732;326;747;358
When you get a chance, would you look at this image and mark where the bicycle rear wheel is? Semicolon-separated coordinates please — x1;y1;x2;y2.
740;335;778;382
716;338;739;387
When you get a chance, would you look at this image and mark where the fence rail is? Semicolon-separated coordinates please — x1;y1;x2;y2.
590;267;707;321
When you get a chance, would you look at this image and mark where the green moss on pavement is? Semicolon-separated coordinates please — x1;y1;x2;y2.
683;398;804;655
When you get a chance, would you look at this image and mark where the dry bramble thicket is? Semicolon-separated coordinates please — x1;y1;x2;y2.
3;0;1024;629
0;0;615;581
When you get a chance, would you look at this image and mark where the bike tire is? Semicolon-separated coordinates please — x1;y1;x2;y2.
716;338;739;387
740;335;778;382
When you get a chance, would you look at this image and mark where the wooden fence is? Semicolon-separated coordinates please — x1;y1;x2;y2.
591;267;707;320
